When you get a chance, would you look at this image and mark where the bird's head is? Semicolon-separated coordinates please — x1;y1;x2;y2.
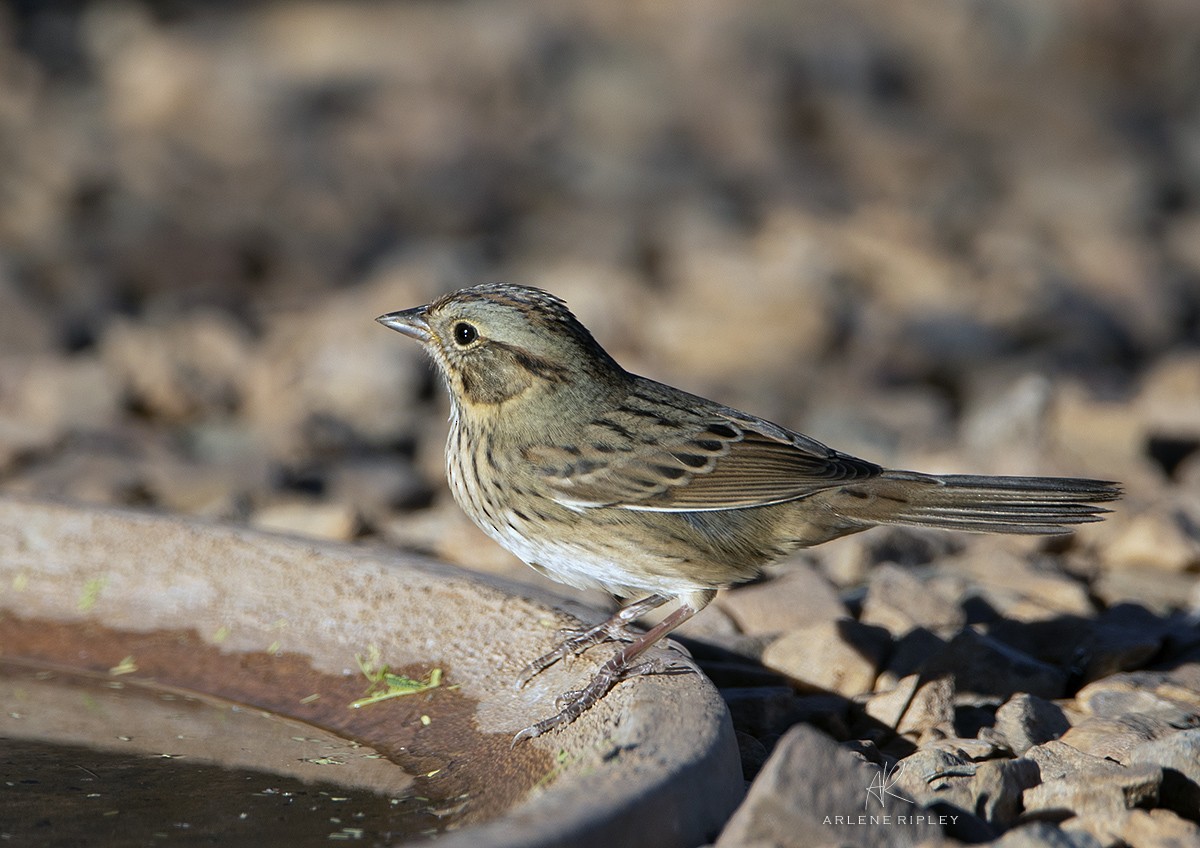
377;283;622;409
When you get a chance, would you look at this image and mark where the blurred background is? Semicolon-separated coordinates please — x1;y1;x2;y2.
0;0;1197;607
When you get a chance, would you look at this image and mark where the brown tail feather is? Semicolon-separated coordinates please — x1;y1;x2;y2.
836;472;1121;535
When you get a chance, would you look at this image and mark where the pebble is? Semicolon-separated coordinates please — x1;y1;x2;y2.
896;675;956;741
1059;715;1175;763
938;545;1095;621
920;628;1068;701
717;562;848;635
1128;729;1200;821
1075;673;1199;727
860;563;966;637
1022;762;1161;819
1108;808;1200;848
1092;568;1200;615
973;757;1040;829
989;821;1103;848
761;618;891;697
715;724;944;848
251;499;360;541
100;312;252;422
864;674;921;729
994;693;1071;755
1102;510;1200;573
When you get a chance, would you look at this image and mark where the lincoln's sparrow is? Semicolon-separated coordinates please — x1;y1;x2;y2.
378;284;1120;742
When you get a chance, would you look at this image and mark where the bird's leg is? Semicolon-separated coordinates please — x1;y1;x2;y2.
516;593;670;687
514;590;715;743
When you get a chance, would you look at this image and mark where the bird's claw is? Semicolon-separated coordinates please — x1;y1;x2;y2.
512;651;696;744
515;620;640;688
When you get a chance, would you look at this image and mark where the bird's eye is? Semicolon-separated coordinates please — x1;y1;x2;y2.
453;322;478;346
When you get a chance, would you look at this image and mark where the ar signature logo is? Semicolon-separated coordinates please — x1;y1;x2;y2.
865;762;912;809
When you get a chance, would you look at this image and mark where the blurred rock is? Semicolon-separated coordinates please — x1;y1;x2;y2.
864;675;920;729
327;455;432;525
973;757;1040;829
100;311;252;421
961;373;1054;473
761;619;891;697
1060;715;1174;763
1136;352;1200;440
1092;568;1199;615
898;675;956;741
1074;671;1200;728
0;276;55;355
3;443;149;505
717;563;847;635
1128;729;1200;822
1110;808;1200;848
252;499;359;542
0;357;123;463
1047;383;1146;481
860;563;965;637
937;544;1094;621
1101;509;1200;573
143;422;270;516
649;208;841;387
989;822;1102;848
891;746;977;814
144;458;252;517
1075;606;1167;682
1023;761;1161;819
921;628;1067;700
1023;739;1167;825
994;694;1070;756
244;288;429;460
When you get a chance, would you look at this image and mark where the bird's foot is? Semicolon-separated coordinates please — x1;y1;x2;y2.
516;594;669;688
546;657;691;712
516;622;631;688
513;655;695;744
511;592;711;744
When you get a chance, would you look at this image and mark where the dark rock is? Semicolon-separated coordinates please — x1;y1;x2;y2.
715;725;946;848
994;693;1071;755
973;757;1040;829
921;628;1067;700
720;687;850;744
1128;728;1200;822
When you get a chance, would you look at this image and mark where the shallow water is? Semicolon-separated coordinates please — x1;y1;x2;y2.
0;661;458;845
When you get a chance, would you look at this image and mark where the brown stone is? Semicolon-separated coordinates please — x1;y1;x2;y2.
761;619;891;697
994;693;1070;755
860;563;965;637
718;563;847;635
716;724;944;848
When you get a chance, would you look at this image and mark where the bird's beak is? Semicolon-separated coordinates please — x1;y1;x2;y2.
376;307;432;343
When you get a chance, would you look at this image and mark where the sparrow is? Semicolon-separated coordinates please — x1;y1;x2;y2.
377;283;1120;741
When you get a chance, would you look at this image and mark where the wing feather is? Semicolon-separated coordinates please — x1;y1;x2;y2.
523;380;881;511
